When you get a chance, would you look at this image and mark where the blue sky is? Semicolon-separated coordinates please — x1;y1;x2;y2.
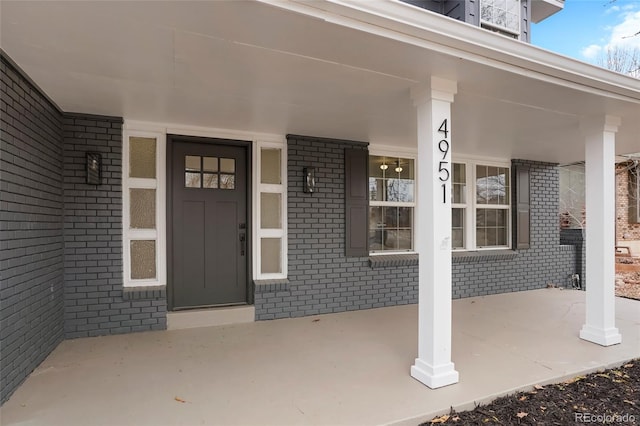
532;0;640;64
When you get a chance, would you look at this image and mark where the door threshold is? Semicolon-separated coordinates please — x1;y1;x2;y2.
167;305;255;330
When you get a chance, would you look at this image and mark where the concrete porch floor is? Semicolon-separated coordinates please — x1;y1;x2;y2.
2;289;639;426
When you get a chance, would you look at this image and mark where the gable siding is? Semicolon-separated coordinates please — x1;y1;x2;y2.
0;55;65;404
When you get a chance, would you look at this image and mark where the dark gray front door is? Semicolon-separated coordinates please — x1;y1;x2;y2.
171;140;248;310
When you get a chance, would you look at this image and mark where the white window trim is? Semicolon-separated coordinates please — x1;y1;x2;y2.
452;156;512;251
123;120;287;288
480;0;521;36
122;129;167;288
368;150;418;255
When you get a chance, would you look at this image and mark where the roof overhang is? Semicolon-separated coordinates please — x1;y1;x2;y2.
530;0;565;24
1;0;638;164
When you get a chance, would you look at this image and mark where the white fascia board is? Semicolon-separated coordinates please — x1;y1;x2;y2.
259;0;640;104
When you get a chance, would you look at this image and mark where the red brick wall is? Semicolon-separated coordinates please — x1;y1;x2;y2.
616;162;640;241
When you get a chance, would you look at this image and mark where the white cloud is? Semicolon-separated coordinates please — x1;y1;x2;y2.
605;5;621;14
608;10;640;49
581;44;603;59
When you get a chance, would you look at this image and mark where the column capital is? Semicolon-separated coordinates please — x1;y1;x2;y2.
411;77;458;106
580;115;621;136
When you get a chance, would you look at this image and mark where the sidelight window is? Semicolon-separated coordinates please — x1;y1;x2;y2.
257;145;286;277
123;133;166;287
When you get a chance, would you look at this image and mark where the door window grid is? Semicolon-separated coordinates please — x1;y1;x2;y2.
185;156;235;190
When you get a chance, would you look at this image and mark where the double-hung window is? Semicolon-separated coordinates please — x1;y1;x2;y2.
480;0;521;36
452;160;511;250
369;155;415;253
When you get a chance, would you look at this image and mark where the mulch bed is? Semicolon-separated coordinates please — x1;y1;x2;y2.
422;361;639;425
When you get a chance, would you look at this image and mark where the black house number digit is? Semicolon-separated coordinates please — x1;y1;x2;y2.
437;119;450;204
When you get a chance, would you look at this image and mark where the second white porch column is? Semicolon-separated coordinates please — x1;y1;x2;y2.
579;115;622;347
410;77;459;388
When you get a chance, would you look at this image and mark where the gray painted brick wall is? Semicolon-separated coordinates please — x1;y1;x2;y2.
255;140;579;320
255;136;418;320
63;114;167;338
1;55;65;403
452;160;577;297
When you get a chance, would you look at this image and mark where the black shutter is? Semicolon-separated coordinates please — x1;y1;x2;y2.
345;148;369;257
512;165;531;249
630;167;639;224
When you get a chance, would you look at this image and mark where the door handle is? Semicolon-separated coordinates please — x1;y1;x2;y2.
239;233;246;256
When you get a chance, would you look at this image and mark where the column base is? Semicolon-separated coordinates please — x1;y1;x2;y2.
580;324;622;346
411;358;459;389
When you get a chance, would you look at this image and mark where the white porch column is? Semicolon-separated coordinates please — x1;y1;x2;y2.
579;115;622;347
410;77;459;388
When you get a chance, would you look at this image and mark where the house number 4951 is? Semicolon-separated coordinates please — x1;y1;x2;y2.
438;119;450;204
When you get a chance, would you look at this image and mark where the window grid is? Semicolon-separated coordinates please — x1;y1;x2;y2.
369;155;416;253
452;161;511;250
480;0;521;35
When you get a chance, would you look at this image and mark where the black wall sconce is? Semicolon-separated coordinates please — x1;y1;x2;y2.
303;167;315;193
86;152;102;185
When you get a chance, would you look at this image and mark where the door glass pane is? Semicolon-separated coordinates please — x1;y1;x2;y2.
220;158;235;173
130;240;156;279
261;148;281;184
220;174;235;190
203;173;218;189
130;189;156;229
129;137;156;178
185;156;201;172
261;238;281;274
185;172;201;188
261;193;281;229
203;157;218;172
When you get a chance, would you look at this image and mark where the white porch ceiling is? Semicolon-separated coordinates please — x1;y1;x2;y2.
1;0;639;163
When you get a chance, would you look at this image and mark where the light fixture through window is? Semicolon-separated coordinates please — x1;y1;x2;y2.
395;161;403;173
380;163;388;171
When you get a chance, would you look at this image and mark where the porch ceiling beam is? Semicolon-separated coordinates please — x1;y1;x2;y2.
410;77;459;388
579;115;623;347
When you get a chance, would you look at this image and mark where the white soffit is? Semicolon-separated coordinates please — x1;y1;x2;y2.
1;0;639;164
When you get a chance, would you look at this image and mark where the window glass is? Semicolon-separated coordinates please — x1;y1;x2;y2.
452;208;465;249
369;155;415;253
476;165;509;205
130;137;156;178
261;238;281;274
130;240;156;279
454;162;511;250
130;189;156;229
481;0;520;34
261;148;281;184
261;193;282;229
